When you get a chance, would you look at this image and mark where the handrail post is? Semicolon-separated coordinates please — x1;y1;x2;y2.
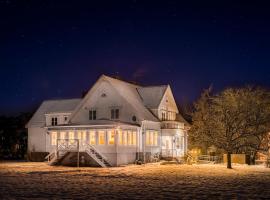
56;139;58;159
77;139;80;168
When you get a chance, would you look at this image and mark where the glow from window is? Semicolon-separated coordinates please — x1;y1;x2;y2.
60;132;66;140
51;132;57;145
123;131;127;145
89;130;96;145
132;131;137;145
118;130;123;145
153;131;158;146
128;131;132;145
108;130;115;145
146;130;158;146
69;131;74;144
98;131;105;145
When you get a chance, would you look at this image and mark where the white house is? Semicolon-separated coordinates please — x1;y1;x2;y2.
26;75;189;167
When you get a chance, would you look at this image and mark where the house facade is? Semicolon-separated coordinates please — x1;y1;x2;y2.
26;75;189;167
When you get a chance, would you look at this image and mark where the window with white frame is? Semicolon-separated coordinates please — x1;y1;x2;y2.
77;131;87;143
89;110;96;120
98;130;105;145
68;131;75;144
153;131;158;146
146;130;158;146
51;117;58;126
118;130;123;145
127;131;132;145
123;130;127;145
132;131;137;145
161;111;166;121
89;130;96;145
111;108;119;119
51;132;57;145
108;130;115;145
60;131;66;140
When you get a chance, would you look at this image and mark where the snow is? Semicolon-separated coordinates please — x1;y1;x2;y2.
0;162;270;199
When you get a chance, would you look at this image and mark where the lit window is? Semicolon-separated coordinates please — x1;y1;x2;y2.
153;131;158;146
108;130;115;145
118;130;123;145
98;131;105;145
51;132;57;145
146;131;158;146
77;131;81;140
111;109;119;119
132;131;137;145
123;131;127;145
150;131;154;145
146;130;151;146
69;131;74;144
89;130;96;145
89;110;96;120
127;131;132;145
77;131;86;145
60;132;66;140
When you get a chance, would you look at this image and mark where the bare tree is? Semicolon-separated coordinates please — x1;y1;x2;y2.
190;86;270;169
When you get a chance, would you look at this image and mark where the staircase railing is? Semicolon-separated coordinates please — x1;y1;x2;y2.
83;143;111;167
45;148;57;162
45;139;111;167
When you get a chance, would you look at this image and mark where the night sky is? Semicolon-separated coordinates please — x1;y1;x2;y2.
1;0;270;115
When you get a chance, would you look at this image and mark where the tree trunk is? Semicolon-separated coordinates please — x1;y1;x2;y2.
227;152;232;169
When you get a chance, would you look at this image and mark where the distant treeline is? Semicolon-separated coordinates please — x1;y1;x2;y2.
0;113;32;160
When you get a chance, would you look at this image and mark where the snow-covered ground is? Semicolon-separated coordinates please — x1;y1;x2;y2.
0;162;270;199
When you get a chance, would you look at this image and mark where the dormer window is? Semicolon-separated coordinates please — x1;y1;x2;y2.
89;110;96;120
51;117;58;126
111;108;119;119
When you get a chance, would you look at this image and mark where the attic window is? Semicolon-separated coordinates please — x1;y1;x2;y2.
111;109;119;119
101;93;106;97
64;116;68;121
89;110;96;120
51;117;58;126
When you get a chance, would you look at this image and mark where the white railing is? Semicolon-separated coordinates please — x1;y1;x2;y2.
84;143;111;167
46;139;111;167
161;121;184;129
57;139;79;152
45;148;56;162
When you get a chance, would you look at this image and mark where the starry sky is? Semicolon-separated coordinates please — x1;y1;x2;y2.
1;0;270;115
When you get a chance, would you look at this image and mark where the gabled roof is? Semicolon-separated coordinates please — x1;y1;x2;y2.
27;75;187;128
26;99;81;128
70;75;160;122
104;75;160;122
137;85;168;109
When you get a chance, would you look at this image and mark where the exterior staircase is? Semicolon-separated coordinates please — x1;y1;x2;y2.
84;144;111;167
45;150;68;166
45;139;111;167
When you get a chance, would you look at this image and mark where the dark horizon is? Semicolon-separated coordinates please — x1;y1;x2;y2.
1;0;270;116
